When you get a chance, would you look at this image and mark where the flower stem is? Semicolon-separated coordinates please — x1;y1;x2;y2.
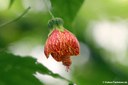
0;6;31;28
43;0;55;19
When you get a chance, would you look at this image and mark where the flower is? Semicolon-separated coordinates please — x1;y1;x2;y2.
44;18;80;71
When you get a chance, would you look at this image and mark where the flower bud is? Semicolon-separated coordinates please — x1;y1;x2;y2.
44;18;80;71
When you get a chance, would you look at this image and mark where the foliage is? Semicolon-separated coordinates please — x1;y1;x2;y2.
0;0;128;85
0;51;73;85
0;0;84;85
51;0;84;30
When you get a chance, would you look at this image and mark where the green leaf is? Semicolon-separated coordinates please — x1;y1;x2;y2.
50;0;84;29
0;52;44;85
9;0;15;8
0;51;73;85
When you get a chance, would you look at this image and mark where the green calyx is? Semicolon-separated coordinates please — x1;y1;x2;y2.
48;18;64;29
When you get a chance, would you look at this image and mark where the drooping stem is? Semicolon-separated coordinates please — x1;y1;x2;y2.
43;0;55;18
0;6;31;28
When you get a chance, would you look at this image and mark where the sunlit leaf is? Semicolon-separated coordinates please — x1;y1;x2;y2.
0;51;72;85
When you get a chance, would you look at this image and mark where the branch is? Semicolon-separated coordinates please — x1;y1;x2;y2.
0;6;31;28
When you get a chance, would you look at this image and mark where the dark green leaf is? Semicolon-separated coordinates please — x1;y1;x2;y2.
9;0;15;8
0;52;44;85
0;51;72;85
51;0;84;29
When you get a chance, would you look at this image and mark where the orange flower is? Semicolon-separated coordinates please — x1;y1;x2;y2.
44;18;80;71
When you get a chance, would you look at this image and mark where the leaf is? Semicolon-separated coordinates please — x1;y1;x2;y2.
9;0;15;8
50;0;84;29
0;52;43;85
0;51;73;85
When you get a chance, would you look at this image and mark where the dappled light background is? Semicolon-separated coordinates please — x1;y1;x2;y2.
0;0;128;85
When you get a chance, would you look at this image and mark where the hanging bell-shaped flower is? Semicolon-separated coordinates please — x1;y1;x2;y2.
44;18;80;71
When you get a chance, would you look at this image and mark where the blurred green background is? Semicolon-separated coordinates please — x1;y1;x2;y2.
0;0;128;85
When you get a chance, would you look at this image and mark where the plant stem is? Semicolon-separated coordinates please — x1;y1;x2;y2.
0;6;31;28
43;0;55;18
